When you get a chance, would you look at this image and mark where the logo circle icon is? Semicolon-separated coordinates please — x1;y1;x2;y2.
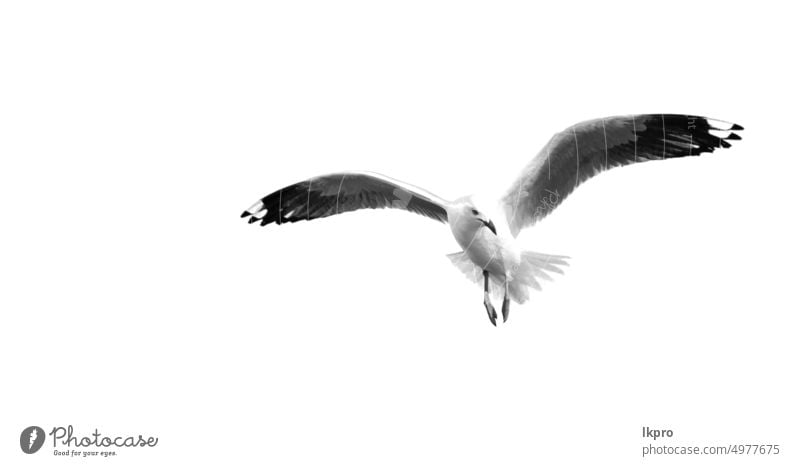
20;426;45;454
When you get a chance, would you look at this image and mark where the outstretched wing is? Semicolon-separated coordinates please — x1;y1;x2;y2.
501;114;743;236
241;171;449;226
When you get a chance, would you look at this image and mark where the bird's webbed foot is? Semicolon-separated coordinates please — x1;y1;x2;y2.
484;293;498;326
501;294;510;323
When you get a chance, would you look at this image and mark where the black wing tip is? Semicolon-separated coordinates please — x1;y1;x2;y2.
242;212;277;227
241;199;271;225
695;116;743;151
702;116;744;132
711;120;743;149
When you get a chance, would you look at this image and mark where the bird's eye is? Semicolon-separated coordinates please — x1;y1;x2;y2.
471;209;479;215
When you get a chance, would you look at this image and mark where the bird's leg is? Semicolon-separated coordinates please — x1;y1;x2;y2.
483;270;497;326
501;279;511;323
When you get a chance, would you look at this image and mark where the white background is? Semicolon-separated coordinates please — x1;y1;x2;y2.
2;1;798;464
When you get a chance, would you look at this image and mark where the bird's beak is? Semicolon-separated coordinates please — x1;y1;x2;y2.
481;219;497;235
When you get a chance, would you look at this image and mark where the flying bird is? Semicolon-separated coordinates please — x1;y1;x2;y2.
241;114;742;325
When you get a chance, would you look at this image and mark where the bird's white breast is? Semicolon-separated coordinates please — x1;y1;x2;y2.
450;218;521;278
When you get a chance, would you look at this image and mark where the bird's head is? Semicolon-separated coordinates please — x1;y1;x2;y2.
448;199;497;235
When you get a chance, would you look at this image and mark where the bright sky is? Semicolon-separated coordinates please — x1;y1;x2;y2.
2;1;798;464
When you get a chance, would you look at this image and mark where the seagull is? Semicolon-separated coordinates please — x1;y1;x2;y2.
241;114;742;325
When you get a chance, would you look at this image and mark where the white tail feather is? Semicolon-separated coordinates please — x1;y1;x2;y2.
447;250;569;304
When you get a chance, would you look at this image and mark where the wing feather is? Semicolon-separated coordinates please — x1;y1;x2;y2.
241;171;449;226
502;114;743;236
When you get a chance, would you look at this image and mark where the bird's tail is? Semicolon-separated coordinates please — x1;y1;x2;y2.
447;250;569;304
